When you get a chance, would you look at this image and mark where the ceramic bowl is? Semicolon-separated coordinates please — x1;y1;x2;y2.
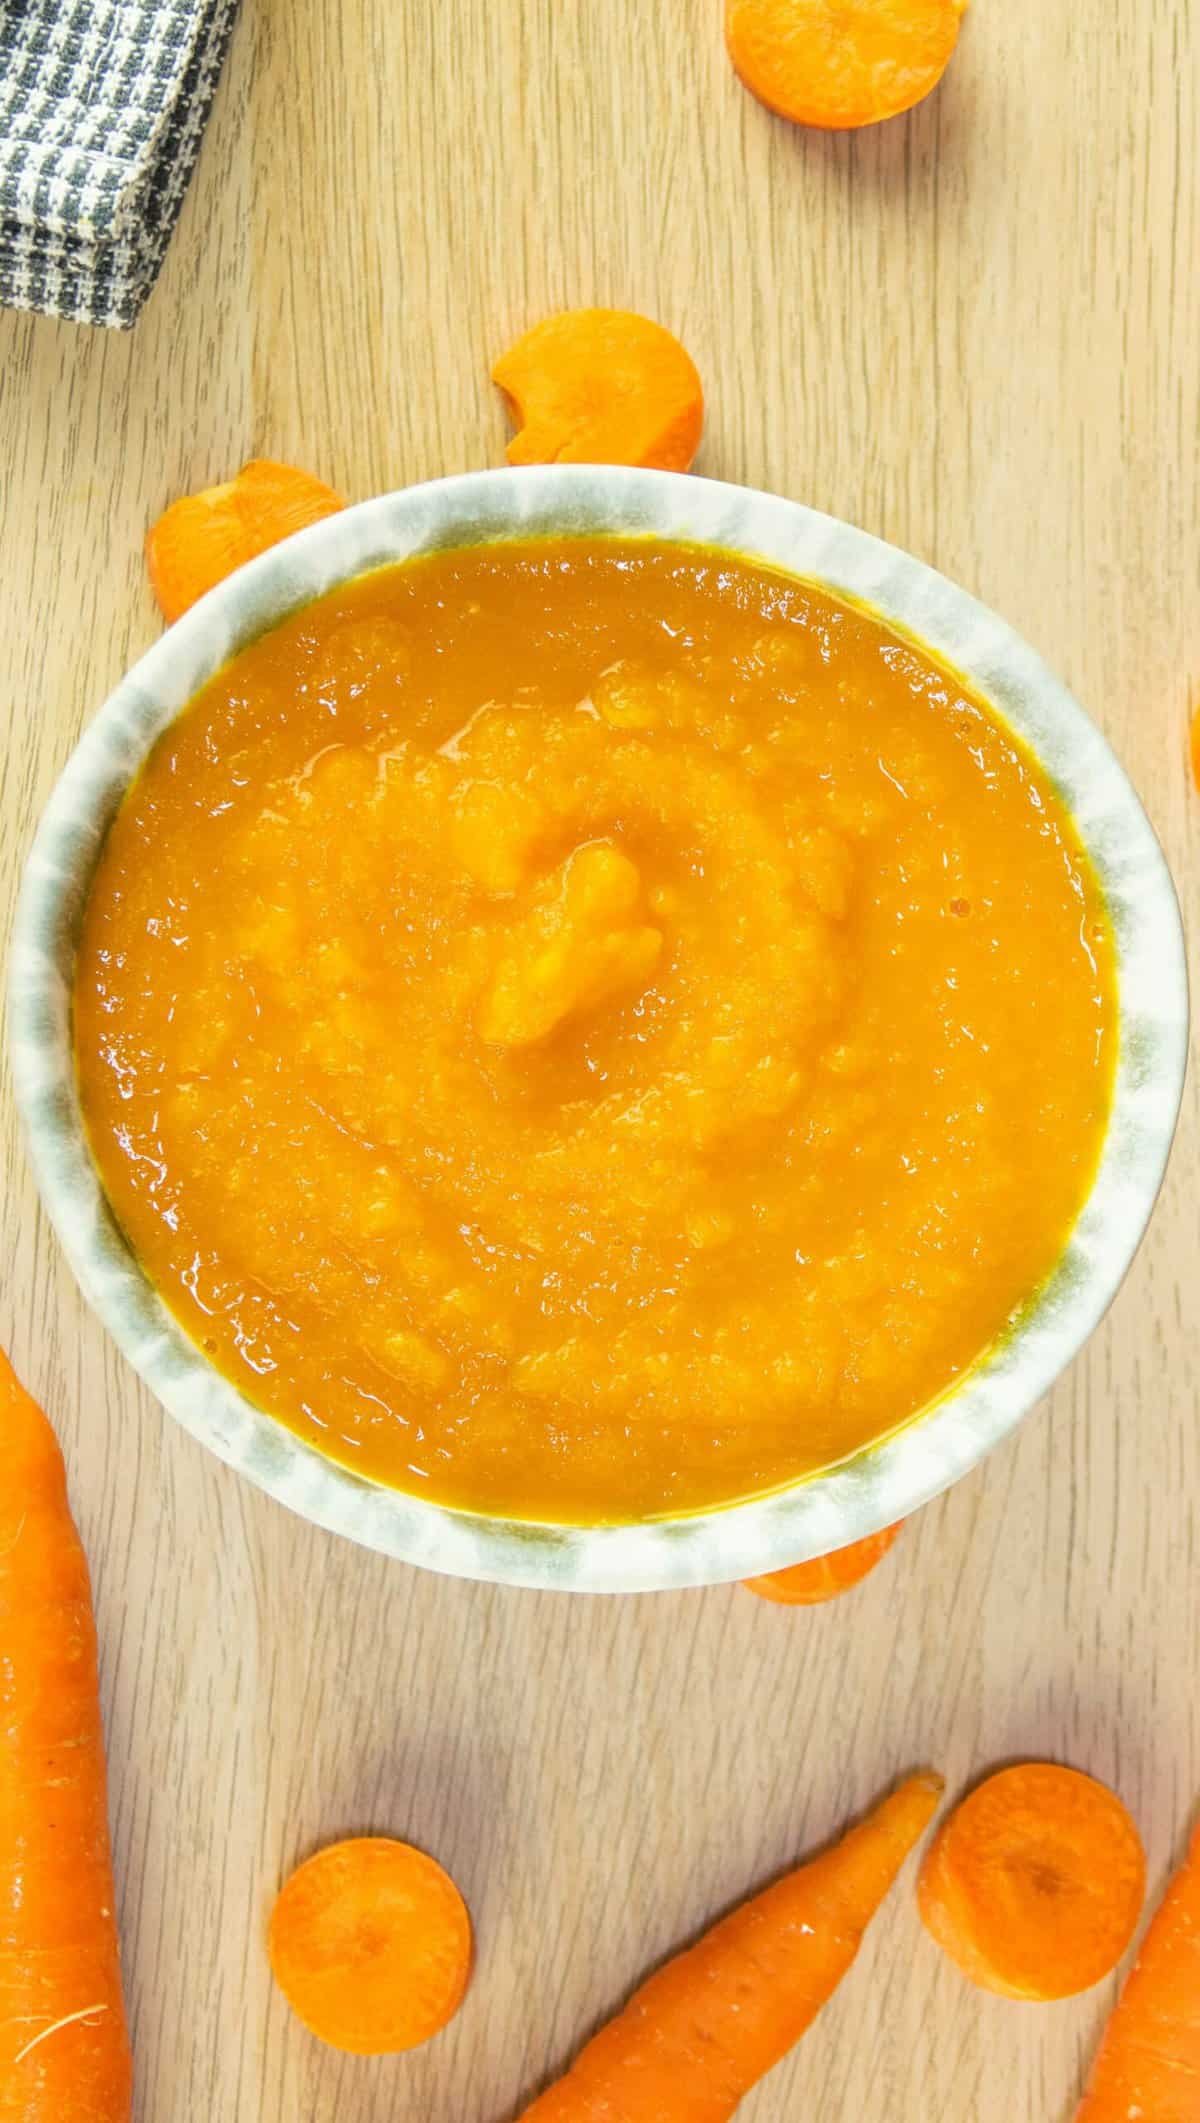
8;468;1188;1591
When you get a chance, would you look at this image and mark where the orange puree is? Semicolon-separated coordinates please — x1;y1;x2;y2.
73;540;1116;1523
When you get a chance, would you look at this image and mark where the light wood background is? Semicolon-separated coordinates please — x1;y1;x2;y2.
1;1;1197;2116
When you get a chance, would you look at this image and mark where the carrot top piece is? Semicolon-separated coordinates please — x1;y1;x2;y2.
919;1764;1146;2001
743;1523;903;1605
726;0;968;131
1076;1815;1200;2122
145;458;346;625
518;1772;942;2123
268;1837;472;2055
493;309;704;472
0;1346;132;2121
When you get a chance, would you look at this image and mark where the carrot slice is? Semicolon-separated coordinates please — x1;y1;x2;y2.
743;1522;903;1604
145;459;346;624
918;1764;1146;2001
493;309;704;471
1076;1815;1200;2121
726;0;968;131
267;1836;471;2054
518;1772;942;2122
0;1346;132;2120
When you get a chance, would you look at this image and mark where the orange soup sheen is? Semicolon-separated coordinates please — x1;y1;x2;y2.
75;539;1116;1522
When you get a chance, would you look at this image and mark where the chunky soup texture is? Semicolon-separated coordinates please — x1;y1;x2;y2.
75;540;1116;1522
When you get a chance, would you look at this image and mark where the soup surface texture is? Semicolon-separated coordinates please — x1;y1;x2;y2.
75;539;1116;1522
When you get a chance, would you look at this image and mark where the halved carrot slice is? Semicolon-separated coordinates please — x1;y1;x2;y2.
918;1765;1146;2000
145;458;345;624
268;1836;472;2054
743;1522;903;1605
726;0;968;132
493;309;704;471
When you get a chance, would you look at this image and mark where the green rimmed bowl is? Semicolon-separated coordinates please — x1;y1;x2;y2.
8;467;1189;1591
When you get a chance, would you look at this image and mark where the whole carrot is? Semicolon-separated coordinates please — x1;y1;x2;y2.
518;1772;942;2123
0;1348;132;2120
1076;1815;1200;2122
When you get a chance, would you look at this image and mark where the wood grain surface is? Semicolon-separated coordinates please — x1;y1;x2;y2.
1;1;1197;2117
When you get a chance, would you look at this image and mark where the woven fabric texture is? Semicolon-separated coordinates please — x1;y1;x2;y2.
0;0;239;327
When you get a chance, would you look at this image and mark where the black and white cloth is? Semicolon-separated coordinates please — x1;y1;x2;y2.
0;0;239;328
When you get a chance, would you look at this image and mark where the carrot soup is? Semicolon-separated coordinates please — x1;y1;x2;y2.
74;539;1116;1521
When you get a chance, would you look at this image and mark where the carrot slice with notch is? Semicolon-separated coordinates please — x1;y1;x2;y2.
918;1764;1146;2000
493;309;704;471
726;0;968;131
268;1836;472;2054
145;459;346;624
743;1522;903;1605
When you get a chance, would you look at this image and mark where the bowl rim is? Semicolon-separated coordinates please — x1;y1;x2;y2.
8;464;1189;1592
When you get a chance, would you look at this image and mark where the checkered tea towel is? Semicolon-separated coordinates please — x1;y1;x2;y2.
0;0;240;329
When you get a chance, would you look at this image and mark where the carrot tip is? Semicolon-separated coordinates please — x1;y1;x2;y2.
517;1772;942;2121
913;1771;946;1798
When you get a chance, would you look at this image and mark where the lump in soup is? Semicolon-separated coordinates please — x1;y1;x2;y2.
74;539;1116;1522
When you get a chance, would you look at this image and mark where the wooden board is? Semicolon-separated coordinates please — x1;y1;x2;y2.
1;1;1197;2115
